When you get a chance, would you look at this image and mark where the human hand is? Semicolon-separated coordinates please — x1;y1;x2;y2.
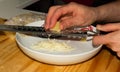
45;2;97;30
93;23;120;57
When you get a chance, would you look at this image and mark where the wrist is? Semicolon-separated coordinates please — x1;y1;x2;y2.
93;6;106;22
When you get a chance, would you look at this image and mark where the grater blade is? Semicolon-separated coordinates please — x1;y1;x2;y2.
0;24;99;40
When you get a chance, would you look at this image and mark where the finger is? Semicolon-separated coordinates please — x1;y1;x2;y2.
45;6;61;29
109;45;120;57
107;43;120;52
60;17;80;30
97;23;120;32
93;35;110;46
50;5;76;29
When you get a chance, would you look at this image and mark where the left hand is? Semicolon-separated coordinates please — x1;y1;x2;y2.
45;2;97;30
93;23;120;57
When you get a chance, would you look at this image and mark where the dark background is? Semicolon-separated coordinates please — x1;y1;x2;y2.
24;0;115;13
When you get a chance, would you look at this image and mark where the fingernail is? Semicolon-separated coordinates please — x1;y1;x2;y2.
93;44;101;48
92;36;99;47
45;26;48;30
97;25;102;29
60;24;63;30
44;24;48;29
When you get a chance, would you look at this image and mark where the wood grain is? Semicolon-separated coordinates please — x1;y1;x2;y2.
0;18;120;72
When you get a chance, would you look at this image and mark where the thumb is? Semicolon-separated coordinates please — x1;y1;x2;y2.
93;35;110;46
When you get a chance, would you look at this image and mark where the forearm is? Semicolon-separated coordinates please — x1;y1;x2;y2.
95;0;120;22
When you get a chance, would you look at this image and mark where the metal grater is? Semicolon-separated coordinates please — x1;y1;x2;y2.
0;24;99;40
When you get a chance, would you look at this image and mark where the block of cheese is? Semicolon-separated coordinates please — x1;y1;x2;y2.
50;22;61;33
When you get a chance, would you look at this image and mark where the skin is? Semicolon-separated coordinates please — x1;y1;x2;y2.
93;23;120;57
45;1;120;30
45;1;120;57
45;2;97;30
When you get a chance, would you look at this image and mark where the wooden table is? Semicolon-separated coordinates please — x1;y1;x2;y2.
0;18;120;72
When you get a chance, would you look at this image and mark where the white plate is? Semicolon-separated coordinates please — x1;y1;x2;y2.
16;20;102;65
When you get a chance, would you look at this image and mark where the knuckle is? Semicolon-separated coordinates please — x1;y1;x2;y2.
49;6;55;10
117;52;120;57
111;46;119;52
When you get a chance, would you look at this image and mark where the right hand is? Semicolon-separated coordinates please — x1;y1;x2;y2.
93;23;120;57
45;2;98;30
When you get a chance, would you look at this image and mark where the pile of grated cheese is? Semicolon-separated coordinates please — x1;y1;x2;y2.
31;39;74;52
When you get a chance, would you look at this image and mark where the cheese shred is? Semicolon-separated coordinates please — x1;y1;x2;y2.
31;39;74;52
